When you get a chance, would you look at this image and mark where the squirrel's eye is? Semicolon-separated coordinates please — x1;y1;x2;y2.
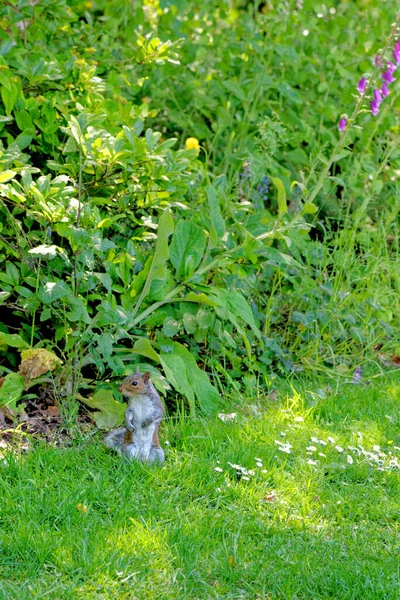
132;381;138;386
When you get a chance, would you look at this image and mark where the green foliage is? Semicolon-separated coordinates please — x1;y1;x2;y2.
0;0;399;421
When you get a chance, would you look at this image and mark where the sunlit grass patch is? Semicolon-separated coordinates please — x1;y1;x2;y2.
1;373;400;598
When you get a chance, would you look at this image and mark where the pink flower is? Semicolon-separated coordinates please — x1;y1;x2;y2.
370;101;380;117
394;49;400;65
357;77;367;94
381;83;389;98
387;61;397;72
373;89;383;105
338;118;347;131
382;69;395;84
374;53;382;66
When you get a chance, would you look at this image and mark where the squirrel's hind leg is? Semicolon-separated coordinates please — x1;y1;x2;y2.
147;445;165;466
104;427;126;455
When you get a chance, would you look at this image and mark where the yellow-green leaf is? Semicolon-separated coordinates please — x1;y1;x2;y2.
302;202;318;215
0;170;17;183
270;177;287;216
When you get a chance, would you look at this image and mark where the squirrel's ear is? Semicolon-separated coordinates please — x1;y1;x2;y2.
143;371;151;382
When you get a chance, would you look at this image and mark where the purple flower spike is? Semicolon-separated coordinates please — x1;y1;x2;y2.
381;83;390;97
357;77;367;94
395;40;400;53
382;69;396;84
370;101;380;117
374;53;381;66
338;118;347;131
373;89;383;105
394;49;400;65
387;60;397;72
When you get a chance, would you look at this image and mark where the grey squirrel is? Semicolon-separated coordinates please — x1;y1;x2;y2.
104;369;165;465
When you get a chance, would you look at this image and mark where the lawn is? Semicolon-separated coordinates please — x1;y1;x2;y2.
1;372;399;600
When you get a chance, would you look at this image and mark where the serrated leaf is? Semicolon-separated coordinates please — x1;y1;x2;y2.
40;280;72;303
80;389;125;428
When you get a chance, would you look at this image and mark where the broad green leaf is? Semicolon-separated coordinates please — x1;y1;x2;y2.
197;309;213;330
167;342;221;413
183;312;197;334
1;83;18;115
169;220;206;280
80;389;125;428
270;177;287;216
40;280;72;303
0;332;30;349
206;184;226;238
132;338;160;363
210;288;260;337
15;109;33;132
0;372;25;409
163;316;181;337
6;263;19;286
159;352;196;415
131;210;174;317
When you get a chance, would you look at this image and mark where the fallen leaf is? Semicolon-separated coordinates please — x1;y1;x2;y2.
46;405;60;417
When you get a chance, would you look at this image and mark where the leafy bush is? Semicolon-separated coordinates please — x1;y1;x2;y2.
0;0;399;424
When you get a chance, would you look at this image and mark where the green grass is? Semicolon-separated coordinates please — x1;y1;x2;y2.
1;373;400;600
